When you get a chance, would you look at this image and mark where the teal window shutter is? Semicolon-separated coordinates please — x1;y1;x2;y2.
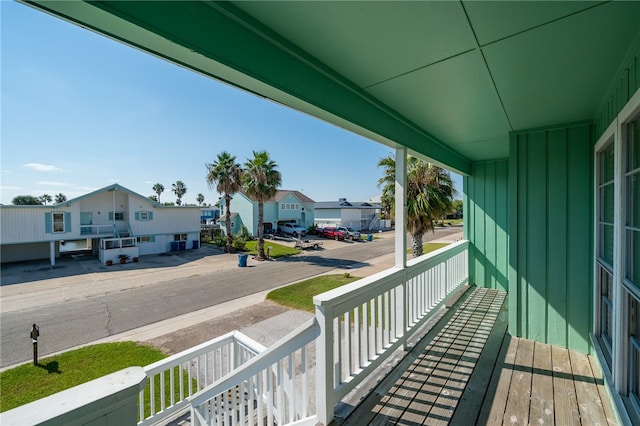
44;213;52;233
148;212;153;220
135;212;140;220
64;212;71;233
108;212;113;220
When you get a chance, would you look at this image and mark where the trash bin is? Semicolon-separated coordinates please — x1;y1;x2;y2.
238;253;248;267
179;241;186;251
192;240;199;249
367;234;373;241
170;242;179;252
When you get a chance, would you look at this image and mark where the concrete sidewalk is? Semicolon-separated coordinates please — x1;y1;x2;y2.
1;229;462;369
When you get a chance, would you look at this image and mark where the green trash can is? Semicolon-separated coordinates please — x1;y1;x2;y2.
238;254;248;267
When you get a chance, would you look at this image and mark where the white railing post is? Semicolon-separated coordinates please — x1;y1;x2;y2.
315;302;335;425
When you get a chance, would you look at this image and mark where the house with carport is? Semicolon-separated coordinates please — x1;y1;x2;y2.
218;190;315;236
314;198;381;231
0;184;201;265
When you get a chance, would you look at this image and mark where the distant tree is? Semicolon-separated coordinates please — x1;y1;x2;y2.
54;193;67;204
149;195;158;202
196;193;205;206
378;155;455;257
39;194;52;205
243;150;281;260
12;195;42;205
163;201;175;206
172;181;187;206
153;183;165;203
451;199;463;216
206;152;243;253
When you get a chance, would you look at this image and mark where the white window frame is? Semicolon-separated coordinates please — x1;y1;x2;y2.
593;87;640;424
139;211;150;221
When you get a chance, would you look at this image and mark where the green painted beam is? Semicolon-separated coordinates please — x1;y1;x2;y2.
23;0;471;174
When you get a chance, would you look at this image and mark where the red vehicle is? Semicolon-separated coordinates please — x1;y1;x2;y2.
317;227;346;241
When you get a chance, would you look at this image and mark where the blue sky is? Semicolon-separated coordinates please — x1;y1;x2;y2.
1;1;461;206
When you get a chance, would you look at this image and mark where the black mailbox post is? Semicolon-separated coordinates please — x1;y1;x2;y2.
30;324;39;365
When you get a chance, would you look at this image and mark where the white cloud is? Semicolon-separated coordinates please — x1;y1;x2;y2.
23;163;63;172
1;185;22;191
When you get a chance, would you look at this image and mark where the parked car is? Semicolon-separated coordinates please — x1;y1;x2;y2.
317;227;346;241
279;223;307;238
336;226;361;241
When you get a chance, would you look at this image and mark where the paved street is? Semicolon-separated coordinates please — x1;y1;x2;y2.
0;227;462;369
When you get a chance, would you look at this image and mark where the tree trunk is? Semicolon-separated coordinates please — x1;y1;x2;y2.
257;202;265;260
411;232;424;258
225;195;233;253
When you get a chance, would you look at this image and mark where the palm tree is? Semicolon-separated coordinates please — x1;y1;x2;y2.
243;150;282;260
54;193;67;204
206;152;243;252
153;183;164;203
196;193;205;206
172;181;187;206
378;155;455;257
39;194;52;205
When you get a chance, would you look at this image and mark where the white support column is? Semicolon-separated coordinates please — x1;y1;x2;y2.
49;240;55;267
315;303;335;425
395;147;407;268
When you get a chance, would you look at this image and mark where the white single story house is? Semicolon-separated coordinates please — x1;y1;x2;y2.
219;190;315;236
0;184;201;265
314;198;381;231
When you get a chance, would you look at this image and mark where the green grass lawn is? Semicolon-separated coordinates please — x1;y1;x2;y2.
406;242;450;255
0;342;166;412
267;274;361;312
244;240;300;258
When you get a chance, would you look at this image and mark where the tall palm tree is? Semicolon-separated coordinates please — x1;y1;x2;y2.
243;150;282;260
153;183;164;203
378;155;455;257
196;193;205;206
172;181;187;206
206;152;243;252
39;194;52;205
54;193;67;204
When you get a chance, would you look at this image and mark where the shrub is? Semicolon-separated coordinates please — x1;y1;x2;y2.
212;235;226;247
238;225;253;241
232;235;247;251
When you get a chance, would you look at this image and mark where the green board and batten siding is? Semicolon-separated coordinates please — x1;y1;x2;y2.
507;123;593;354
464;160;508;293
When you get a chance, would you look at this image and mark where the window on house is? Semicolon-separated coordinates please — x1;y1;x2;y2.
52;212;64;233
174;234;187;241
139;211;149;220
137;236;152;243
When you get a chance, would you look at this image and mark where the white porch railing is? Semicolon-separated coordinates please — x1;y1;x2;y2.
190;318;320;426
138;331;265;426
314;240;468;424
80;224;118;235
187;240;468;426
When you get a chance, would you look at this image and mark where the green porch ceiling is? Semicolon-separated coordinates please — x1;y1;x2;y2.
22;1;640;170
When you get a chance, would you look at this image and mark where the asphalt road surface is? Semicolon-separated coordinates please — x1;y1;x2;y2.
0;227;462;368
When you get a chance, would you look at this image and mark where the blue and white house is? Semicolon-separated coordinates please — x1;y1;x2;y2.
314;198;381;231
219;190;315;236
0;184;201;265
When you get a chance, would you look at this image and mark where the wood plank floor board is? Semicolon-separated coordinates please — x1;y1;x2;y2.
475;334;518;425
570;350;608;425
502;337;534;425
588;355;618;425
449;295;508;426
529;342;554;425
551;345;581;426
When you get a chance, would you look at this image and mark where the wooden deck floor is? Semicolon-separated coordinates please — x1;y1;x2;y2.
339;287;617;426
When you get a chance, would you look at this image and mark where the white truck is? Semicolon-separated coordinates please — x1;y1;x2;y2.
279;223;307;238
336;226;362;241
